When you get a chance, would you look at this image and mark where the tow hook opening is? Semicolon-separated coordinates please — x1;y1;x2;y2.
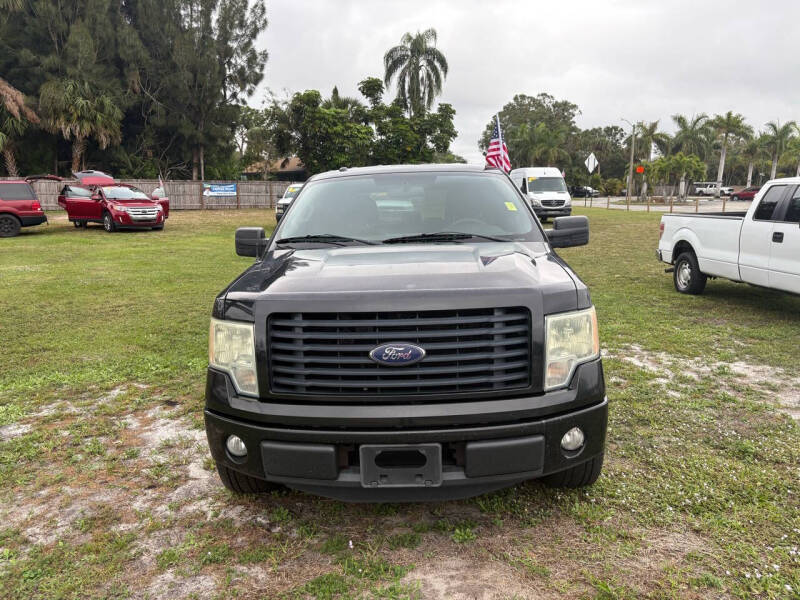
374;450;427;469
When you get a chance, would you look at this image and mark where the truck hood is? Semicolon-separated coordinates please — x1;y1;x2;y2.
221;242;588;318
109;199;160;207
529;191;570;202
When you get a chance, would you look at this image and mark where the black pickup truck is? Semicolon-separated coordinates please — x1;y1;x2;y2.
205;164;607;501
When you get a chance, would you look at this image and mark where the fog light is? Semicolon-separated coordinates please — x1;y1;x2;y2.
560;427;585;451
226;435;247;457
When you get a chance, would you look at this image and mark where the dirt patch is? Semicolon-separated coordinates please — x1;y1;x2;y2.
402;555;549;599
0;423;31;441
614;345;800;419
139;571;217;600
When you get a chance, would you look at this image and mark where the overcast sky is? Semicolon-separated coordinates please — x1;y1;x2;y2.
254;0;800;163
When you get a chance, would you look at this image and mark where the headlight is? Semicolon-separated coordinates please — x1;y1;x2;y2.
113;204;129;212
544;306;599;390
155;203;163;211
529;198;541;206
209;318;258;396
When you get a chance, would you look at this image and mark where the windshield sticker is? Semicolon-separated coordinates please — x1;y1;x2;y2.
504;201;518;211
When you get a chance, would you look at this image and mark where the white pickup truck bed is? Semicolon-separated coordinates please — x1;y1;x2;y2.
657;178;800;295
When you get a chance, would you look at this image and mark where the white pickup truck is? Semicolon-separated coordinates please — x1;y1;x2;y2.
657;178;800;294
693;182;733;196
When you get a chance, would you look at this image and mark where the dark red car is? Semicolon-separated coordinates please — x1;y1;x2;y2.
0;178;48;237
58;171;168;232
730;186;760;201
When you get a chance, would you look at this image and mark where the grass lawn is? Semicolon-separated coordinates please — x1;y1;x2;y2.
1;209;798;599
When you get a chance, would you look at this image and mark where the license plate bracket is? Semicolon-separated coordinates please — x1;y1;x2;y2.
359;443;442;488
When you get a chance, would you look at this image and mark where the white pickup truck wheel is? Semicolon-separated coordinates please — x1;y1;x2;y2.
674;252;707;295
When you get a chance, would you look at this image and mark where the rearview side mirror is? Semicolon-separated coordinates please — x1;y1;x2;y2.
546;216;589;248
235;227;268;257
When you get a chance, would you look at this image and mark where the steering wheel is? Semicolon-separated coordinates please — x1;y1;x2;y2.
449;218;485;230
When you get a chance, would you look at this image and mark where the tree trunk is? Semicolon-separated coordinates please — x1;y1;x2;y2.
715;141;727;197
746;162;754;187
2;147;19;177
796;160;800;178
640;180;648;201
771;153;778;180
71;138;86;173
200;144;205;181
192;147;199;180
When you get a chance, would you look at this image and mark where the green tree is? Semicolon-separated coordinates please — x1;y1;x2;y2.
635;120;670;161
763;120;797;179
709;111;751;196
480;93;579;156
738;136;766;187
276;90;373;174
671;113;710;158
0;77;39;176
383;28;448;117
39;79;122;172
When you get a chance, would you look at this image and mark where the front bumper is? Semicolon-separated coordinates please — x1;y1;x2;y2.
114;213;164;229
533;206;572;218
204;359;607;501
20;214;47;227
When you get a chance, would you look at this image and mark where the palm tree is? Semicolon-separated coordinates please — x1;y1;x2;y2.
710;111;752;196
636;120;670;161
39;79;122;172
635;120;670;198
671;113;710;158
383;28;448;117
530;123;569;167
0;77;39;176
739;136;765;188
322;87;365;119
763;120;797;179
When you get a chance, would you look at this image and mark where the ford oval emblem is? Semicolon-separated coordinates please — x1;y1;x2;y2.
369;342;426;366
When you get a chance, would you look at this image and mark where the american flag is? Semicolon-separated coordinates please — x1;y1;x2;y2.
485;115;511;172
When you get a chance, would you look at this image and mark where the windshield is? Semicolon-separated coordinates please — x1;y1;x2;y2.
282;185;303;199
276;172;543;244
102;186;151;200
528;177;567;193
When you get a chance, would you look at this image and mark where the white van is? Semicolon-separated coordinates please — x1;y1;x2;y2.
509;167;572;221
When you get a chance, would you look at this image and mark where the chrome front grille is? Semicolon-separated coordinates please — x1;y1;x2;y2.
540;199;565;207
128;207;159;220
267;308;532;397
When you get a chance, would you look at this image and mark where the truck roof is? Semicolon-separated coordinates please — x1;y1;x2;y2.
310;163;491;182
509;167;564;178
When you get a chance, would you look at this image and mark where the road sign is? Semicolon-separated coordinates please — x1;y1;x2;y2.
635;165;645;174
585;152;598;174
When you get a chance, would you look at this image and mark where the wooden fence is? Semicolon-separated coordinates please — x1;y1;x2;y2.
15;179;295;211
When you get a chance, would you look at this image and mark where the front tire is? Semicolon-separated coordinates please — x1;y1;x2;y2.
542;453;604;488
216;462;281;494
673;251;707;295
731;195;739;201
0;214;21;237
103;212;116;232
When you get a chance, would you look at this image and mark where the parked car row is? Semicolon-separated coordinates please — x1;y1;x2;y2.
0;170;169;237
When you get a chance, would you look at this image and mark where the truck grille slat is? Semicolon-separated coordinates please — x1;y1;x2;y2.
268;308;531;396
540;199;565;207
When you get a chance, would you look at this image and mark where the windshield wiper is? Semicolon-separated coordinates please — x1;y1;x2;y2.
275;234;376;246
382;231;509;244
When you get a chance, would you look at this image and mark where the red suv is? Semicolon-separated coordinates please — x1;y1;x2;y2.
0;178;48;237
58;171;168;232
730;186;760;201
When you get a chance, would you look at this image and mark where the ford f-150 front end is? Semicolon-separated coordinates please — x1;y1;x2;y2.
204;164;607;501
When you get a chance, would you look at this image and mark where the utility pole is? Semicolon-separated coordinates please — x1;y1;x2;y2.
622;118;636;212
